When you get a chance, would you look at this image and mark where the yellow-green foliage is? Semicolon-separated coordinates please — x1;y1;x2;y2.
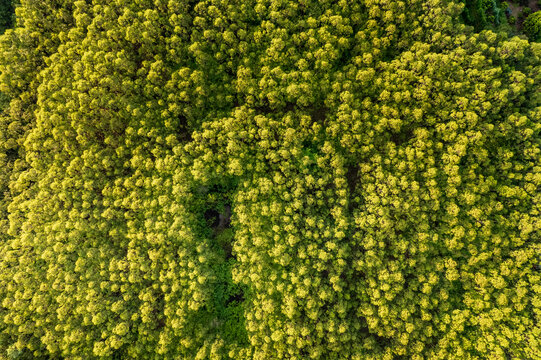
0;0;539;359
524;11;541;42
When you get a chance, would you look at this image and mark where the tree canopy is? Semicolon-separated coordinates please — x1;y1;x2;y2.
0;0;539;359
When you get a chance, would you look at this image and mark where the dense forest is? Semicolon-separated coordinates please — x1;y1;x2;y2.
0;0;539;359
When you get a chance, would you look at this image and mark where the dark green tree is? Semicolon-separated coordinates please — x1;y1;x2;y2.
524;11;541;41
0;0;13;34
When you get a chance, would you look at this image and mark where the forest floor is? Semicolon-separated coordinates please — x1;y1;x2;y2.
508;0;540;31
